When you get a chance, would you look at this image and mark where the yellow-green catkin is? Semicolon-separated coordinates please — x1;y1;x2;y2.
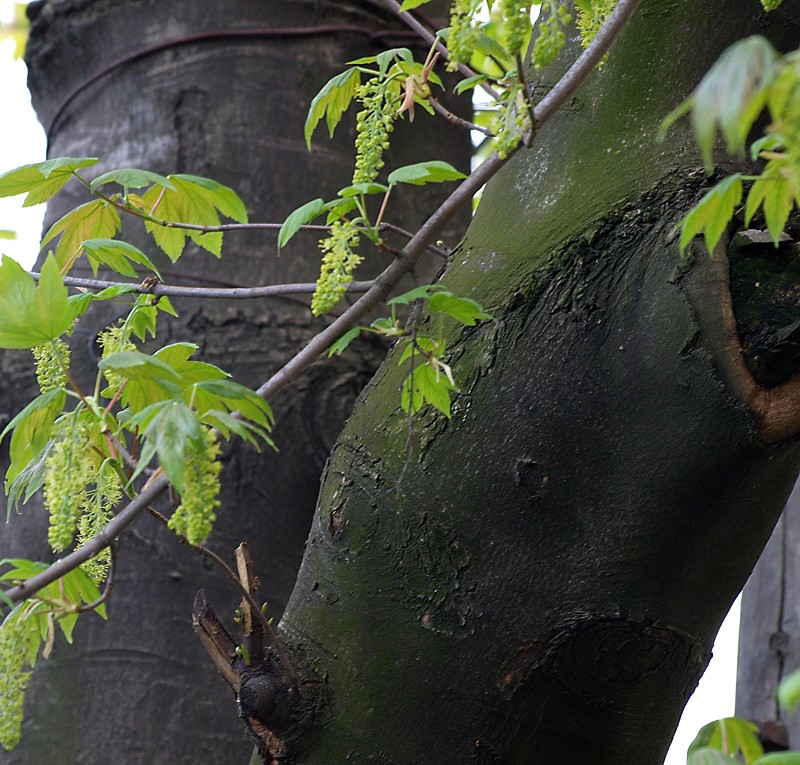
31;338;70;393
448;0;480;69
43;419;95;553
352;79;397;185
0;615;33;751
493;88;531;159
576;0;617;50
97;324;136;394
311;220;362;316
168;427;222;545
499;0;533;57
77;464;122;584
532;1;572;70
761;0;783;9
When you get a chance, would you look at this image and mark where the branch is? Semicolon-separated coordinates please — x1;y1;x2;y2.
428;95;494;136
2;0;640;610
2;477;168;606
31;272;376;300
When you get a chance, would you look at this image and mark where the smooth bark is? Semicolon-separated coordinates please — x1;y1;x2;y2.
0;1;468;762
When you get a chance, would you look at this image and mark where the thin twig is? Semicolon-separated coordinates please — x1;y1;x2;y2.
380;0;501;100
379;222;450;257
0;0;640;611
30;272;376;300
429;95;493;136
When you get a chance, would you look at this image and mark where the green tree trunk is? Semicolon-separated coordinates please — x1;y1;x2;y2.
0;1;468;762
272;2;800;763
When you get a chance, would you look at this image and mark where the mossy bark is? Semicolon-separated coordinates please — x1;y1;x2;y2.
277;2;800;763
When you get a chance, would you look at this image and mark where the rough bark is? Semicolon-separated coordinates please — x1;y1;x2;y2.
269;2;800;763
0;1;468;762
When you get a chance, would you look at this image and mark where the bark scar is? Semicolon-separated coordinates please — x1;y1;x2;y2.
684;237;800;443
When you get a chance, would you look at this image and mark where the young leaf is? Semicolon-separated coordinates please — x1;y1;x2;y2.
387;161;467;187
143;401;204;493
327;326;363;357
750;133;782;161
754;754;800;765
192;379;275;434
278;198;326;249
402;363;455;417
174;174;249;224
454;74;490;95
68;282;142;320
0;157;98;207
399;0;433;9
0;255;80;349
687;748;740;765
325;197;358;222
473;31;512;67
388;284;449;305
397;336;440;365
139;175;247;261
744;161;795;245
90;168;175;192
98;350;180;381
99;350;182;413
127;293;178;342
304;67;361;148
41;200;121;271
337;183;389;198
675;36;779;171
778;667;800;712
428;293;492;325
677;174;744;255
6;441;50;513
80;238;161;278
1;389;65;490
347;48;413;75
154;343;229;391
60;566;108;620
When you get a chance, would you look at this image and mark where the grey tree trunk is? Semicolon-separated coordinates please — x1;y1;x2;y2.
0;1;468;763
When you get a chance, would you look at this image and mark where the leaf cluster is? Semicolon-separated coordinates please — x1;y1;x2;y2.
0;158;248;276
664;35;800;254
328;285;491;418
